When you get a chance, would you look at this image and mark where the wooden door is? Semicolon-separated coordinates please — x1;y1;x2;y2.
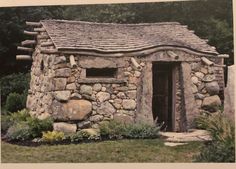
152;63;173;131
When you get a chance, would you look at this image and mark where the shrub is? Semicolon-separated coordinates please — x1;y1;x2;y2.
5;92;26;113
99;120;126;139
99;120;161;139
6;122;32;141
5;109;53;141
69;130;100;142
1;109;29;134
0;73;30;104
42;131;65;142
1;115;14;134
195;112;235;162
123;123;160;139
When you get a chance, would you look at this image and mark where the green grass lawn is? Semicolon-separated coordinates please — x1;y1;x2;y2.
1;139;203;163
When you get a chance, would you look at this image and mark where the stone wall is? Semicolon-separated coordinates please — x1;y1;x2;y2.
27;41;224;132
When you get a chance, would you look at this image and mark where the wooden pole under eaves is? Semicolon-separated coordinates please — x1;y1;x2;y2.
69;55;77;68
23;30;38;36
26;21;42;27
17;46;34;52
21;40;36;46
16;55;32;60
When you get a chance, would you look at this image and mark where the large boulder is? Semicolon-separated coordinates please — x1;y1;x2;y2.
53;122;77;133
202;95;222;112
205;81;220;95
63;100;92;120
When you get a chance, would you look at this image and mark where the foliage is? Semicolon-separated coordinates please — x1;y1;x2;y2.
195;112;235;162
6;121;32;141
99;120;160;139
99;120;126;139
0;73;30;109
1;109;30;134
42;131;65;142
1;115;14;134
5;92;26;113
123;123;160;139
69;130;100;142
5;109;53;141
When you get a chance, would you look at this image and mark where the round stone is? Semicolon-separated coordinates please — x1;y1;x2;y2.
191;76;199;84
93;83;102;92
205;81;220;95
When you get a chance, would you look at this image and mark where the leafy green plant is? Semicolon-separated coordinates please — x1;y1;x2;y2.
99;120;126;139
42;131;65;142
0;73;30;104
5;109;53;141
5;92;26;113
195;112;235;162
69;130;100;142
1;115;14;134
99;120;160;140
123;123;160;139
6;122;32;141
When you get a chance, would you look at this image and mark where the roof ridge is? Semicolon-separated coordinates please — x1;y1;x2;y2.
40;19;181;26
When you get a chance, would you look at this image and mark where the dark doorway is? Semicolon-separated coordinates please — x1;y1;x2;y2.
152;63;174;131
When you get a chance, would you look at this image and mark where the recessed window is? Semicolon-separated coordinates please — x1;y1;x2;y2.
86;68;117;78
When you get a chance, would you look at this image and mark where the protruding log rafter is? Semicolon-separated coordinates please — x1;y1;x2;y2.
34;28;46;32
17;46;34;52
16;55;32;60
23;30;38;36
41;42;54;47
37;35;50;39
69;55;77;68
21;40;36;46
167;51;179;59
26;21;42;27
131;57;142;70
201;57;226;67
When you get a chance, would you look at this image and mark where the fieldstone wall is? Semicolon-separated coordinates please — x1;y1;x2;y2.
27;38;224;132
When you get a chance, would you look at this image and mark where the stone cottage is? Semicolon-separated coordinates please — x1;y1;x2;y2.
16;20;228;132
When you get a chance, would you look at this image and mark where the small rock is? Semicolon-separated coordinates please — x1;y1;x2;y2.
195;93;205;100
122;99;136;110
53;78;67;90
140;62;145;67
53;122;77;133
134;71;141;77
97;101;116;115
191;76;199;85
127;67;132;71
205;81;220;95
101;87;106;92
195;72;205;79
124;71;132;76
80;85;92;95
96;92;110;102
54;68;71;77
71;93;82;99
54;56;66;64
126;90;137;99
191;62;201;71
93;83;102;92
202;74;216;82
90;115;104;122
77;121;91;129
117;92;126;99
202;95;222;112
191;84;198;94
200;67;208;74
54;91;71;101
66;83;76;90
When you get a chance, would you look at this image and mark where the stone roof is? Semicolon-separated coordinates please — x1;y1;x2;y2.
40;20;218;55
